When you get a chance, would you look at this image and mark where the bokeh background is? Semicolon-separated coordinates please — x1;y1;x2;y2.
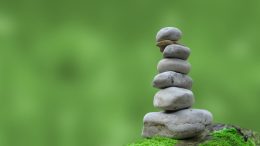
1;0;260;145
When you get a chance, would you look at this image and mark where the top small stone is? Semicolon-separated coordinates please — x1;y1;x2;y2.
156;27;182;42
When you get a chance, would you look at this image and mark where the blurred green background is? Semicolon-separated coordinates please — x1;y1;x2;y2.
1;0;260;145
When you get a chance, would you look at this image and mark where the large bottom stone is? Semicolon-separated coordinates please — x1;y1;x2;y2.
142;109;213;139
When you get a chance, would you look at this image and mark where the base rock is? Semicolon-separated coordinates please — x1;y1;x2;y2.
129;123;260;146
142;109;213;139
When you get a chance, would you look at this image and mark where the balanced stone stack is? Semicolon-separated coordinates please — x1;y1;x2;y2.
142;27;213;139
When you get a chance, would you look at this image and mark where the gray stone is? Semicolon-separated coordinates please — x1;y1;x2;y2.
153;87;194;111
156;27;182;42
142;109;213;139
153;71;192;89
157;58;191;74
163;44;190;60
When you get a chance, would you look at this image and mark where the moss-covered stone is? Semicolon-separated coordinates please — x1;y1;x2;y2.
199;128;255;146
127;124;260;146
127;136;177;146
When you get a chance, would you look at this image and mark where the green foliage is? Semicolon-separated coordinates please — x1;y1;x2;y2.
127;137;177;146
199;128;255;146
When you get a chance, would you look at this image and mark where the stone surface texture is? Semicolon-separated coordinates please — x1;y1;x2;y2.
153;87;194;111
156;27;182;42
142;109;213;139
153;71;192;89
157;58;191;74
163;44;190;60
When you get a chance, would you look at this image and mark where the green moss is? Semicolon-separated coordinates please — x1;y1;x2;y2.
199;128;255;146
127;136;178;146
127;128;257;146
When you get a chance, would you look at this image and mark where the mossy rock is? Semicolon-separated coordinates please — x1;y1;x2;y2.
127;124;260;146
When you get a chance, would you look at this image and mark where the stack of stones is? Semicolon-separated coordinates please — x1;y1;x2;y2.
142;27;213;139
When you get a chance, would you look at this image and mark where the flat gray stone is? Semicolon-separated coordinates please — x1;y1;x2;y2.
163;44;190;60
153;87;194;111
157;58;191;74
153;71;192;89
156;27;182;42
142;109;213;139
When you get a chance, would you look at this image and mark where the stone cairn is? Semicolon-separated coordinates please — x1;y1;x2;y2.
142;27;213;139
